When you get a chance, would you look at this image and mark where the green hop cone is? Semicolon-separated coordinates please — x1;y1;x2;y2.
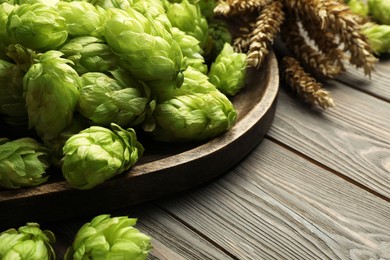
104;8;183;86
59;36;118;74
368;0;390;24
6;3;68;51
171;27;203;60
206;19;232;62
347;0;369;17
64;214;152;260
5;44;38;73
0;222;56;260
0;58;27;126
0;2;15;53
0;137;49;189
148;90;237;142
208;43;247;96
198;0;218;20
165;0;209;49
57;1;107;38
361;22;390;53
62;123;144;190
77;69;151;127
44;114;89;168
148;66;216;102
23;50;81;142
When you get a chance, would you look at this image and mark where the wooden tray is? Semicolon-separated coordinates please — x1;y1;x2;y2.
0;51;279;228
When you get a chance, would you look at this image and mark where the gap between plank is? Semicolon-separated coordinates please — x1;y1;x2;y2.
265;135;390;203
152;202;240;260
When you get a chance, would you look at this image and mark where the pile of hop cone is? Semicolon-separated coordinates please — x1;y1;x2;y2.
214;0;378;109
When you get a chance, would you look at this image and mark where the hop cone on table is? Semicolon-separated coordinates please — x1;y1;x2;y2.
61;123;144;190
0;137;49;189
64;214;152;260
0;222;56;260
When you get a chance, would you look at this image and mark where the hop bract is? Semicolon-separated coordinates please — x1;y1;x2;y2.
0;137;49;189
0;222;56;260
104;7;184;86
77;69;151;127
208;43;247;96
6;3;67;51
61;123;144;189
23;50;80;142
64;214;152;260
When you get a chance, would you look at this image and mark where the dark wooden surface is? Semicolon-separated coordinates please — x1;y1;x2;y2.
3;53;390;259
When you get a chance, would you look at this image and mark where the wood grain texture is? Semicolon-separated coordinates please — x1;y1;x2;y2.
156;139;390;259
336;55;390;101
47;203;232;260
268;79;390;198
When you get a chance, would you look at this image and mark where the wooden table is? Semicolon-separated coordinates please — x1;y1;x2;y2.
36;54;390;258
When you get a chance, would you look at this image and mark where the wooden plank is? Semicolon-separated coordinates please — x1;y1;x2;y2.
46;203;232;260
156;140;390;259
336;56;390;101
268;81;390;198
